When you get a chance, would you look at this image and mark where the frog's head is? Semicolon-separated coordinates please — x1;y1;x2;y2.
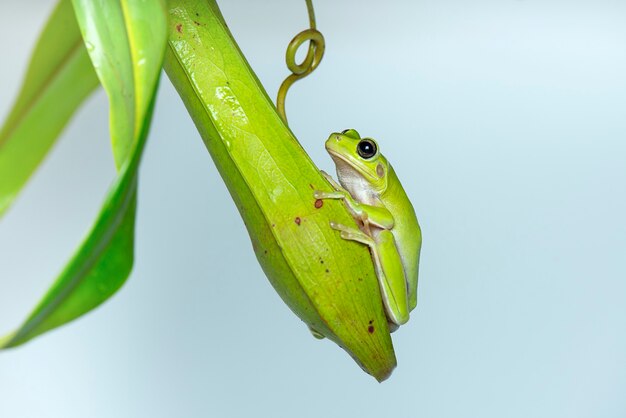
325;129;389;194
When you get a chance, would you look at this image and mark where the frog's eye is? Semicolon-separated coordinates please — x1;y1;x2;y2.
341;129;361;140
357;139;377;159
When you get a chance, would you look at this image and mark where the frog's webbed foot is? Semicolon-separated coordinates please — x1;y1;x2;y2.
329;222;375;246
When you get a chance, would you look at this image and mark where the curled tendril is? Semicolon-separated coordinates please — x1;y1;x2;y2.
276;0;325;124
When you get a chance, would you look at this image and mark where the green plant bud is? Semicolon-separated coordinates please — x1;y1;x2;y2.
164;0;396;381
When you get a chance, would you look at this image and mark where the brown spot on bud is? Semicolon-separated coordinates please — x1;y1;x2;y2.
314;199;323;209
176;23;182;33
294;217;301;225
368;325;375;333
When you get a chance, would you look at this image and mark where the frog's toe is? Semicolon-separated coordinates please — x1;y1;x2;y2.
329;221;347;231
314;190;345;200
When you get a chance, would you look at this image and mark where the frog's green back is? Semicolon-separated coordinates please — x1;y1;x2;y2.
382;165;422;310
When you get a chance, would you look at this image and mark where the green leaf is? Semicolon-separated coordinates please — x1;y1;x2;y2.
71;0;166;167
0;0;99;217
0;125;141;348
0;0;167;348
164;0;397;381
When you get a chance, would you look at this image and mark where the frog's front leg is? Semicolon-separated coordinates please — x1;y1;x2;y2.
329;222;409;326
314;174;395;231
319;170;345;193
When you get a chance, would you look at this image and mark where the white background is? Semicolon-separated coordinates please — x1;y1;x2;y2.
1;1;625;417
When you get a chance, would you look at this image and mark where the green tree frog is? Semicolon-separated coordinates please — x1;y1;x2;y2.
315;129;422;328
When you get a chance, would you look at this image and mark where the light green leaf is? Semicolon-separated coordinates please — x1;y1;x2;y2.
0;0;99;217
1;0;167;348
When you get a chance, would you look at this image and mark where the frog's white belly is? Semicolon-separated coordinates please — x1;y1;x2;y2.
338;175;380;207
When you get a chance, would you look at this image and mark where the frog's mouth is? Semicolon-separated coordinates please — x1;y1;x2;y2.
326;148;349;165
327;149;357;175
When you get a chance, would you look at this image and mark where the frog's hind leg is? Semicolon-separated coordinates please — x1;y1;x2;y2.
328;223;409;326
328;223;384;279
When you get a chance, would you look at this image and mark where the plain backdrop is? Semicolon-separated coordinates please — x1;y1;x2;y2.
1;1;625;417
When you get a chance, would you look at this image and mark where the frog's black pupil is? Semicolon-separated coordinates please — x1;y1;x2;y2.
357;140;377;159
